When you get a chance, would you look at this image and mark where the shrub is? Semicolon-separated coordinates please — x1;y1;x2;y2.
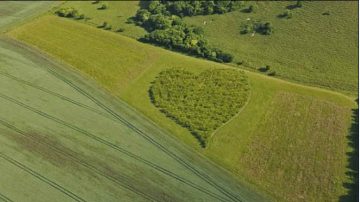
281;10;293;19
241;21;273;36
104;25;112;30
258;65;270;72
55;7;78;18
265;65;271;71
268;71;276;76
247;4;258;13
77;14;85;20
98;3;108;10
116;28;125;32
97;21;107;28
322;11;330;16
236;61;243;66
240;24;253;34
255;22;273;35
296;0;303;8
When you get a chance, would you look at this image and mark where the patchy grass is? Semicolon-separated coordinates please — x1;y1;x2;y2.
184;1;358;95
239;92;352;201
8;15;357;201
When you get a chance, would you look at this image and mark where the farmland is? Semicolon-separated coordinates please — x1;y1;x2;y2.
0;2;268;202
8;13;357;201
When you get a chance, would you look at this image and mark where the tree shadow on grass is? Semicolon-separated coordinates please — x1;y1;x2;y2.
339;102;359;202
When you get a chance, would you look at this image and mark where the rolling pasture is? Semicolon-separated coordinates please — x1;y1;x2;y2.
184;1;358;95
55;1;146;39
9;14;357;201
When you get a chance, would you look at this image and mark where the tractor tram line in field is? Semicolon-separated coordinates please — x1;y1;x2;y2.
0;119;158;202
0;153;86;202
0;72;117;122
0;93;231;202
0;72;231;201
40;62;243;202
0;192;13;202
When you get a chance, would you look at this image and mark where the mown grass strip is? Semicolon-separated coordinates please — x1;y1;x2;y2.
39;65;243;202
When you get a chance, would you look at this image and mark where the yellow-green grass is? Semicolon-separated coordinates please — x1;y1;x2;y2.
57;1;146;39
184;1;358;96
9;15;357;201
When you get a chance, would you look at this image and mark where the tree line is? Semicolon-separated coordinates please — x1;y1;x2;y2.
133;1;238;63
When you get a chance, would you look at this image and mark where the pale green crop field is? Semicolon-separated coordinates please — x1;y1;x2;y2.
8;15;357;201
0;1;55;32
184;1;358;95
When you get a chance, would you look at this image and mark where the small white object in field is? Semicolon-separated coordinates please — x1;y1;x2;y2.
251;32;255;37
203;21;207;25
246;18;250;21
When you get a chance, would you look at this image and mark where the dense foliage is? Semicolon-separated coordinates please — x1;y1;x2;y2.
151;0;242;17
240;20;273;35
149;69;250;147
134;1;235;63
55;7;80;18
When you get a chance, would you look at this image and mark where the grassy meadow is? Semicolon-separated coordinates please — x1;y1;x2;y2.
54;1;146;39
184;1;358;95
8;14;357;201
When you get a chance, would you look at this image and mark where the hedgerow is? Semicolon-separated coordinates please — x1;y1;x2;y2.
149;68;250;147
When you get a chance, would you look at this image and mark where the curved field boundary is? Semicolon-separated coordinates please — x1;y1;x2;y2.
0;72;230;201
0;153;85;202
0;192;13;202
0;94;230;202
41;65;243;202
1;36;268;201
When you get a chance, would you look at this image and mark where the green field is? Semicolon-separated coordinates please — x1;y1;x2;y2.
183;1;358;95
0;3;269;201
8;14;357;201
54;1;146;39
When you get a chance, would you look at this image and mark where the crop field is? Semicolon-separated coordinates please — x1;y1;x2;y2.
0;37;270;201
0;1;54;32
8;14;357;201
184;1;358;95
